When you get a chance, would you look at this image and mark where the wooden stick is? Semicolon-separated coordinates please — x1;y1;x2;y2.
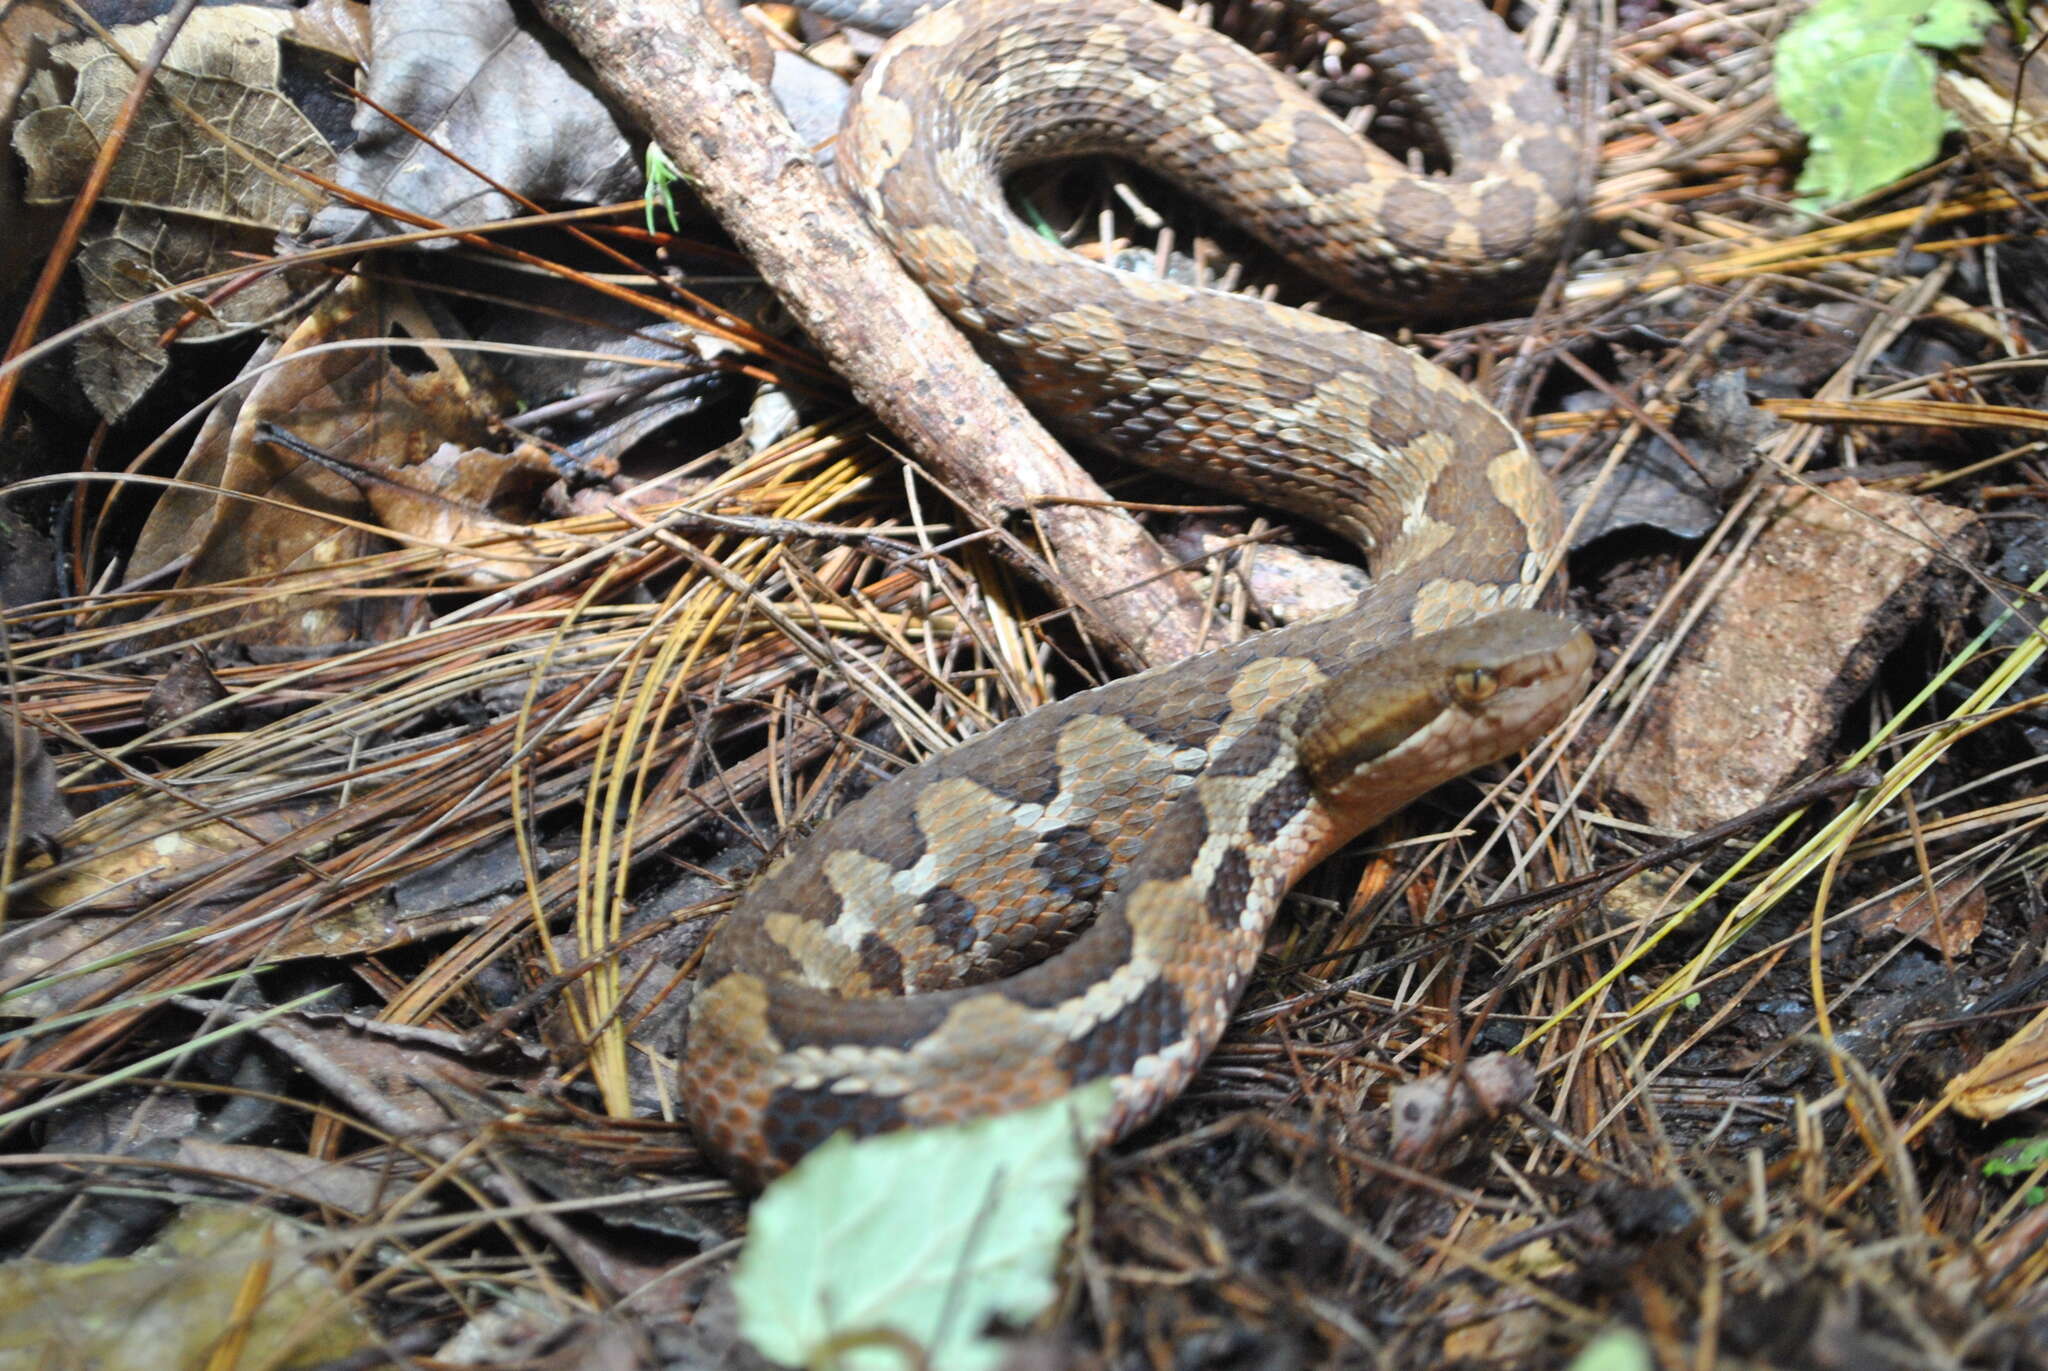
534;0;1214;667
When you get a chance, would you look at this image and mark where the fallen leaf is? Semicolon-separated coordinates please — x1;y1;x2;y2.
15;9;330;222
67;206;304;420
15;9;331;225
357;441;562;586
0;1203;372;1371
10;7;337;417
311;0;639;243
734;1080;1117;1371
1777;0;1996;205
1566;1327;1655;1371
1951;1003;2048;1120
1853;870;1986;956
290;0;370;65
130;273;516;646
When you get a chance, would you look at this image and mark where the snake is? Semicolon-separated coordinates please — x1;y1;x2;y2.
681;0;1593;1185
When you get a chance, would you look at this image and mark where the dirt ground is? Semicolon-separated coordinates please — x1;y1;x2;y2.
3;0;2048;1367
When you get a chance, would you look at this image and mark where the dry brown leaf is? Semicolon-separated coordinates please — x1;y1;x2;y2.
67;206;302;419
10;7;336;415
14;9;331;226
290;0;372;66
1951;1004;2048;1121
358;441;561;585
131;274;516;646
1853;871;1986;957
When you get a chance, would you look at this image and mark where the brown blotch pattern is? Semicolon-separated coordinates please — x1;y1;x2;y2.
1203;845;1255;929
681;0;1583;1182
1246;769;1313;847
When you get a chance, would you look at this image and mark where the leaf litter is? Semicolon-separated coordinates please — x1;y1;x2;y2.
3;0;2048;1367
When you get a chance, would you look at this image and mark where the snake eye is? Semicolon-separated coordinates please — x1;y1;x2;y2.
1451;667;1498;705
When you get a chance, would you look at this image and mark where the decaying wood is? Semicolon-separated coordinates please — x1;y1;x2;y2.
1612;481;1982;833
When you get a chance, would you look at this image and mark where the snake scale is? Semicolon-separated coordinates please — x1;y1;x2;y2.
682;0;1593;1184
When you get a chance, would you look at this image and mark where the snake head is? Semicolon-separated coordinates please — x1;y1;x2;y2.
1297;611;1593;816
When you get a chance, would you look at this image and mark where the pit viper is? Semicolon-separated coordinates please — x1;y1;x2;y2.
681;0;1591;1183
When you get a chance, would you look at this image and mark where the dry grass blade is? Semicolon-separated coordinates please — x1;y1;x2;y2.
6;0;2048;1365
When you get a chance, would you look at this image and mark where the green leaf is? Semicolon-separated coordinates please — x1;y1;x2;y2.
1567;1327;1654;1371
1913;0;1999;46
732;1080;1118;1371
1776;0;1997;205
1982;1134;2048;1178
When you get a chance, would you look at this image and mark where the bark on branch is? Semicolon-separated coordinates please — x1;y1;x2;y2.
535;0;1213;667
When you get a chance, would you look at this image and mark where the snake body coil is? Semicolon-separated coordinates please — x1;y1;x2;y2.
683;0;1592;1183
